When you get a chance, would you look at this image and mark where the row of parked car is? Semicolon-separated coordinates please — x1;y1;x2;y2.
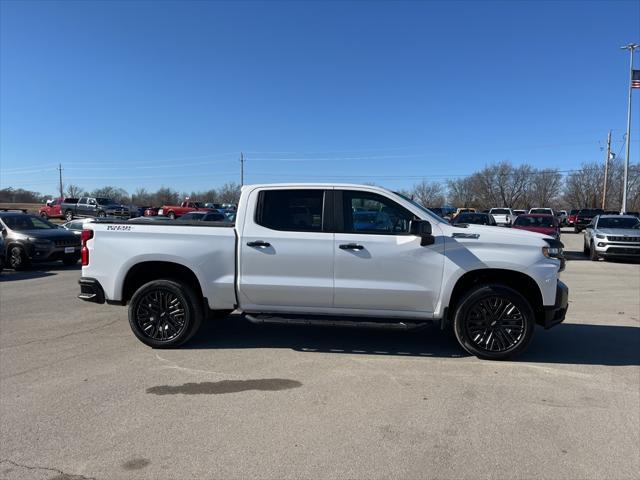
38;197;238;222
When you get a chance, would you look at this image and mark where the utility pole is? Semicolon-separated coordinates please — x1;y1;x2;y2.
57;163;64;199
621;43;639;214
240;152;244;186
602;130;612;210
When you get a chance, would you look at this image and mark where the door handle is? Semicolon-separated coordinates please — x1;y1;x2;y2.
339;243;364;250
247;240;271;248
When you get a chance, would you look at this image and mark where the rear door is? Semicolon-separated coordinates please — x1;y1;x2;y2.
333;189;444;316
238;187;334;311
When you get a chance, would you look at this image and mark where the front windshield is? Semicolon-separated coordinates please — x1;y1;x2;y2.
393;191;445;223
597;217;640;229
514;216;554;228
1;215;57;231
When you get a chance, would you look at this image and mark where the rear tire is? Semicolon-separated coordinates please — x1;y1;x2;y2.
453;284;535;360
8;246;29;271
65;210;74;221
40;212;48;219
168;212;176;220
128;279;203;348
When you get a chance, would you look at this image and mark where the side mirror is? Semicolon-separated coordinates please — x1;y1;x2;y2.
410;220;435;246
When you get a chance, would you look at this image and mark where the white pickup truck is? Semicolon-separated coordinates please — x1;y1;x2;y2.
78;183;568;360
488;208;516;227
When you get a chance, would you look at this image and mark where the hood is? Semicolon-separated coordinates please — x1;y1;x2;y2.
598;228;640;236
14;228;79;240
512;225;556;235
450;223;551;244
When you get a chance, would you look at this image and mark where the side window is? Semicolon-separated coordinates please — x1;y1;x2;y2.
88;198;97;205
79;197;87;204
341;191;414;234
256;189;324;232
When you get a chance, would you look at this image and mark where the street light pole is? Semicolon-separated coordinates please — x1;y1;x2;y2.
621;43;639;214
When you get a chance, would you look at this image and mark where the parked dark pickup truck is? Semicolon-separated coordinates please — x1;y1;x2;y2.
574;208;604;232
62;197;130;221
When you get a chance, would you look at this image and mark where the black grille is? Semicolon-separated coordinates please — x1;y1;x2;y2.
607;236;640;243
54;238;81;247
607;247;640;255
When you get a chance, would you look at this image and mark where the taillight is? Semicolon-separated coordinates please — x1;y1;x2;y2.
81;229;93;266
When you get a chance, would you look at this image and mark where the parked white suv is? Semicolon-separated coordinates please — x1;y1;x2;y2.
78;184;568;360
583;215;640;261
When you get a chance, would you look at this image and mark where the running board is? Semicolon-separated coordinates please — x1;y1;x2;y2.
243;313;433;330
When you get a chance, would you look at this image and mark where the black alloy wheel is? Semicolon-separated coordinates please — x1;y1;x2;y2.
65;210;73;221
8;246;29;270
453;284;535;360
128;279;202;348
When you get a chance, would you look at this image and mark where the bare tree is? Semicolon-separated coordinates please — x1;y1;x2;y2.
217;182;241;203
411;180;445;207
446;177;477;207
530;169;562;207
65;184;83;198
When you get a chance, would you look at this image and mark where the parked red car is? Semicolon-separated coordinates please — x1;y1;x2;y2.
144;207;160;216
512;214;560;239
567;209;579;226
39;197;78;219
158;201;213;219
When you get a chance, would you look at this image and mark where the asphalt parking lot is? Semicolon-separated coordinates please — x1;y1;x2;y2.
0;228;639;480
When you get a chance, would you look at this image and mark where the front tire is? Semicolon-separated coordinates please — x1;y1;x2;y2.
40;212;48;219
453;284;535;360
8;246;29;270
168;212;176;220
128;279;203;348
97;211;106;218
589;242;599;261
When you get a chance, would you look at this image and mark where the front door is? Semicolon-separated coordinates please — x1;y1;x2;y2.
238;188;334;311
333;189;444;315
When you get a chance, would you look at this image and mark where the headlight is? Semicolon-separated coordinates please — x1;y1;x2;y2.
542;246;563;258
596;234;605;239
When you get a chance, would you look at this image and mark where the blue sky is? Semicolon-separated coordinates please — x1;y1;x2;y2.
1;0;639;195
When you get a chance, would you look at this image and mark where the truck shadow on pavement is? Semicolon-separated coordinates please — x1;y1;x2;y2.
189;318;640;366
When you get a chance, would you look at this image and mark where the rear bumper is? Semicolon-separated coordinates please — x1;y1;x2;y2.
78;277;105;304
539;280;568;329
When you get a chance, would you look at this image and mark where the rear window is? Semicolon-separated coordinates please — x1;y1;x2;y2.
490;209;510;214
256;189;324;232
579;209;604;216
514;216;554;228
530;208;551;214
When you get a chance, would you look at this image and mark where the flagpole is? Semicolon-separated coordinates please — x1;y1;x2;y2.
621;43;638;214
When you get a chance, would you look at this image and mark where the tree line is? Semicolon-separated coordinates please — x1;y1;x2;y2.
399;159;640;211
2;160;639;211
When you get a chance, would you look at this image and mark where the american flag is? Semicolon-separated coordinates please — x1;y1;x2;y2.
633;69;640;89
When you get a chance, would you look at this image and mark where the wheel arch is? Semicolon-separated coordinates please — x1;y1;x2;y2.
121;261;204;305
445;268;544;326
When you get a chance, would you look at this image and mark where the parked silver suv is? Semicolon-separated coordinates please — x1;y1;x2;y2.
583;215;640;261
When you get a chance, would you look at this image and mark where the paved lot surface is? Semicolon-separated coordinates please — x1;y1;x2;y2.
1;229;639;479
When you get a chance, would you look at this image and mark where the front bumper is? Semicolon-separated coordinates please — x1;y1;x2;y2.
78;277;105;303
29;244;81;262
594;241;640;257
539;280;569;329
